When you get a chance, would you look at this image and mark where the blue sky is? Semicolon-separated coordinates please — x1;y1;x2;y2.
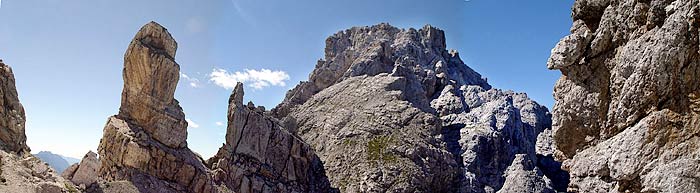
0;0;573;159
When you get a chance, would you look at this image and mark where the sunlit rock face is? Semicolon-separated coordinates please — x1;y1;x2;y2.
274;23;566;193
61;151;100;187
97;22;216;193
119;21;187;149
97;21;335;193
549;0;700;192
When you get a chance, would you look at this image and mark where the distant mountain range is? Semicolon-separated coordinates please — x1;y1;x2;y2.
33;151;80;174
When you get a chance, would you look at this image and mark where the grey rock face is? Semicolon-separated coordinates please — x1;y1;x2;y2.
549;0;700;192
275;23;565;193
208;83;334;193
0;60;29;154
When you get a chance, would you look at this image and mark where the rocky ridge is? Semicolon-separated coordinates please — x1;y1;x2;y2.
274;23;568;192
549;0;700;192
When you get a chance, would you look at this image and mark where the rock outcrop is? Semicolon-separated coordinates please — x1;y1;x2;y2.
0;60;29;155
97;21;337;193
549;0;700;192
61;151;100;187
274;23;566;192
0;60;76;193
207;83;334;193
97;22;216;193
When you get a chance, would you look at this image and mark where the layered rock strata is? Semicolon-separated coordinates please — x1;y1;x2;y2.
97;22;215;193
274;23;567;192
549;0;700;192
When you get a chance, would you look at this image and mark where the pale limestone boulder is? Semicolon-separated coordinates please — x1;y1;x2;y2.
61;151;100;187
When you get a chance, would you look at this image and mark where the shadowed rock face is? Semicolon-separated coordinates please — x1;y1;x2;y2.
274;23;566;193
549;0;700;192
0;60;28;154
207;83;335;193
97;22;215;193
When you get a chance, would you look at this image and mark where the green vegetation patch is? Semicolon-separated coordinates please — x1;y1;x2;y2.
366;135;397;164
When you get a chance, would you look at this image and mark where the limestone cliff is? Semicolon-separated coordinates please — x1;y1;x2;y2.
549;0;700;192
275;24;567;193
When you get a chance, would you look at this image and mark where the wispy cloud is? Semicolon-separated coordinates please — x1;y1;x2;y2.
181;73;201;88
231;0;256;26
186;118;200;128
209;68;290;90
215;122;224;126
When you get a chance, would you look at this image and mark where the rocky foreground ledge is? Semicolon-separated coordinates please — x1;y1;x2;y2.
549;0;700;192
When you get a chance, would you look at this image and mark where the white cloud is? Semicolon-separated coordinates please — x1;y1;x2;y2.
186;118;200;128
181;73;200;88
209;68;290;90
215;122;224;126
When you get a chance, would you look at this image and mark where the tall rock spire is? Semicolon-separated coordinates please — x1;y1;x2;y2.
118;21;187;149
0;60;29;154
98;22;214;193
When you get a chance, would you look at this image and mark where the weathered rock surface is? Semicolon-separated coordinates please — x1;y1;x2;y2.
549;0;700;192
0;60;29;155
119;21;187;149
61;151;100;187
0;150;78;193
207;83;334;193
97;22;216;193
274;23;566;192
